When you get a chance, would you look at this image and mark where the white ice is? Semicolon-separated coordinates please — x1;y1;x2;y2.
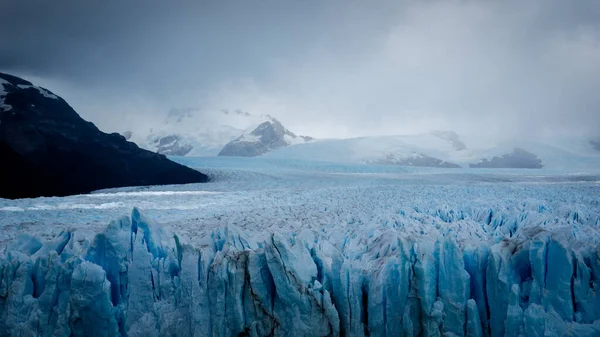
1;157;599;336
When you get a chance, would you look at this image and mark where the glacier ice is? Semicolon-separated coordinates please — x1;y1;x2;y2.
1;206;600;336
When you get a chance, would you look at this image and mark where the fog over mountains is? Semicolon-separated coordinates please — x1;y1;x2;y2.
1;0;599;142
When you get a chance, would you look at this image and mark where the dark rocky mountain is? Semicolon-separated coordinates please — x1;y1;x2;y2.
0;72;208;199
470;148;543;168
218;118;311;157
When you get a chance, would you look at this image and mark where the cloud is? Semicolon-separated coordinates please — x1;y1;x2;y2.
1;0;599;140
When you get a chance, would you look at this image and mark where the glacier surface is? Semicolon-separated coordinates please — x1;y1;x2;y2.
1;157;600;336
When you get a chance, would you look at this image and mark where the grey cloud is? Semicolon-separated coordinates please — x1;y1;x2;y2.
1;0;599;140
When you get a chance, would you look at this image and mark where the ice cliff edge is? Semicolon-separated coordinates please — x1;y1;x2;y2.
1;208;599;336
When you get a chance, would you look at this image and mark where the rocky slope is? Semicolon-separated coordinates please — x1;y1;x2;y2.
128;109;270;156
127;109;313;157
0;72;208;199
218;118;311;157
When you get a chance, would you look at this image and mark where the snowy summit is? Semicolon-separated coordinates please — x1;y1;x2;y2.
218;117;312;157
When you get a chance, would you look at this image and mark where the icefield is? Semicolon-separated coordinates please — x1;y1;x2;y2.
1;157;600;336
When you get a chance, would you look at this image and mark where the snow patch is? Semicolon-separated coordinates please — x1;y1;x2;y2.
0;78;13;112
234;132;261;143
284;133;306;145
16;84;59;99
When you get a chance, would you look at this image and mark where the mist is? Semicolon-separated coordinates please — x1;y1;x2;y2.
1;0;599;142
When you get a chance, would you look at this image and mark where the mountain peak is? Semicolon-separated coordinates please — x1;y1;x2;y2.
129;107;306;157
218;117;311;157
1;73;61;114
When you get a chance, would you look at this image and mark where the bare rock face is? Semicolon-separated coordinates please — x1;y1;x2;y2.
0;72;208;199
470;148;543;168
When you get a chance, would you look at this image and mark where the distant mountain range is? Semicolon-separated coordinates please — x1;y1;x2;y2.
219;118;314;157
124;107;600;169
265;131;600;170
2;70;597;200
125;108;313;157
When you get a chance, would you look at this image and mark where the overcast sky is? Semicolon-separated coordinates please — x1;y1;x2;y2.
1;0;599;141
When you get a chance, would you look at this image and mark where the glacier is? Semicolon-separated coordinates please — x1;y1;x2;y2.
1;157;600;336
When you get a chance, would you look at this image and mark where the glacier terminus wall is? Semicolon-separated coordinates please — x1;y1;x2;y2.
1;207;599;337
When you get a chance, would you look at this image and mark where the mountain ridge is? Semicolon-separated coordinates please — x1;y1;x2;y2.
0;72;208;199
127;108;312;157
218;118;312;157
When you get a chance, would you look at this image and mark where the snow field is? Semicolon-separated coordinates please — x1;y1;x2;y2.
0;157;599;336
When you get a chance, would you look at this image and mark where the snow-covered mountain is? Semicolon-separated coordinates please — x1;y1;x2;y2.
266;131;470;167
467;138;600;169
128;108;310;157
119;103;600;168
125;108;600;168
470;148;543;168
370;152;461;168
218;118;313;157
266;131;600;169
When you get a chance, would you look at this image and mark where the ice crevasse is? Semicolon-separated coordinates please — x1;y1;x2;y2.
1;208;599;337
